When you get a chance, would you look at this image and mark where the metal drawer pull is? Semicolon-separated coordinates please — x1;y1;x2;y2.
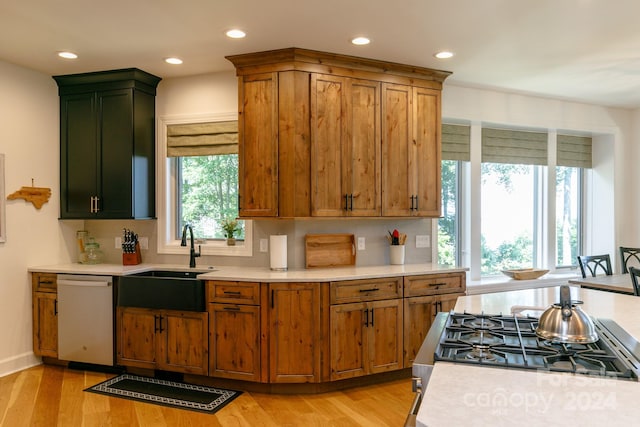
223;306;241;311
359;288;380;293
364;308;369;327
428;282;445;287
223;291;242;295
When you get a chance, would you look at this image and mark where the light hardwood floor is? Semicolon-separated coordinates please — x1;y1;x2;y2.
0;365;413;426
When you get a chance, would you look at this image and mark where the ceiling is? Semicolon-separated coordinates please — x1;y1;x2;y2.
2;0;640;109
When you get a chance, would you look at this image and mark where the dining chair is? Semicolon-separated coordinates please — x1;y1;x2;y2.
577;254;613;278
628;266;640;296
619;247;640;273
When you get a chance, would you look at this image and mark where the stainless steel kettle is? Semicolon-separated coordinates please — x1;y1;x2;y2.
535;285;598;343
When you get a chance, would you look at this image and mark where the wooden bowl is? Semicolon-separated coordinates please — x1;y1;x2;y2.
501;268;549;280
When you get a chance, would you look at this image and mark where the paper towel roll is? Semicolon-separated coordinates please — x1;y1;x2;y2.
270;235;288;271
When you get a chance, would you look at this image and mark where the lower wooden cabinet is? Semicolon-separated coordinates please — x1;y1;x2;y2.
330;298;403;380
403;293;464;366
209;303;261;381
268;282;326;383
32;273;58;358
116;307;208;375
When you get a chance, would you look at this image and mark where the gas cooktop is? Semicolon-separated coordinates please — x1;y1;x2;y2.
433;312;640;381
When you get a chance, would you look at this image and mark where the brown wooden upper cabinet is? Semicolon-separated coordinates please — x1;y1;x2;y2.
226;48;451;218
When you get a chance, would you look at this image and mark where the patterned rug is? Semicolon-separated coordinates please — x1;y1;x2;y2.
85;373;241;414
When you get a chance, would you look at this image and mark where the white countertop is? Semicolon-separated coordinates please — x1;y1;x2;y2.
28;262;467;282
418;286;640;426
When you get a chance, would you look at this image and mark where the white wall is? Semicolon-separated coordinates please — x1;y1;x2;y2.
0;60;67;375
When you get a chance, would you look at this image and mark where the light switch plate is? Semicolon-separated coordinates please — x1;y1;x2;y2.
260;238;268;252
416;235;430;248
115;237;122;249
357;237;365;250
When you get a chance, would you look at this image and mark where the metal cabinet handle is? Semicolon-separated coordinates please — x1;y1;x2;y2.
364;308;369;327
344;194;349;211
223;291;242;295
223;306;241;311
349;194;354;211
358;288;380;293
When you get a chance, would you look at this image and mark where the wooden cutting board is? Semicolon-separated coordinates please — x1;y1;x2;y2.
305;234;356;268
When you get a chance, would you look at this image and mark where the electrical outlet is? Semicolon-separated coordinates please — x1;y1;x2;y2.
115;237;122;249
416;235;430;248
260;238;268;252
357;237;365;250
139;237;149;250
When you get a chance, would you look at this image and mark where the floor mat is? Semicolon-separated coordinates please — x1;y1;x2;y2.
85;373;241;414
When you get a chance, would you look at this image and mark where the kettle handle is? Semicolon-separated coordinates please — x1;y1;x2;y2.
559;285;572;320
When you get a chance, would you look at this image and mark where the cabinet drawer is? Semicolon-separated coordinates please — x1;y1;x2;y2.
207;281;260;305
33;273;57;292
331;277;402;304
404;273;466;297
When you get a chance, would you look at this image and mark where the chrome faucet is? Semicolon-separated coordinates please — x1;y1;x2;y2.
180;223;201;268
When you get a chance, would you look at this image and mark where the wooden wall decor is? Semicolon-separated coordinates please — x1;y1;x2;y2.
7;179;52;209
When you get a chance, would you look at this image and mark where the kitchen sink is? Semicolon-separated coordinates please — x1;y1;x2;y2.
117;270;205;312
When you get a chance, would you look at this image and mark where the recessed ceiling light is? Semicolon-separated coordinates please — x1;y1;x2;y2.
57;51;78;59
434;51;454;59
165;57;183;65
226;29;246;39
351;37;370;46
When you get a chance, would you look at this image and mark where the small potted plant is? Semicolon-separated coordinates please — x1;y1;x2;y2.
221;218;240;246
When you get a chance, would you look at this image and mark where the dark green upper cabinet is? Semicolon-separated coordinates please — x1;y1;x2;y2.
54;69;161;219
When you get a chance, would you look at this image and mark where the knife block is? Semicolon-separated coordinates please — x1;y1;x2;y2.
122;242;142;265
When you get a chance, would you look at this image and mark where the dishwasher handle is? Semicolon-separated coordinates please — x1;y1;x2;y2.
57;274;112;287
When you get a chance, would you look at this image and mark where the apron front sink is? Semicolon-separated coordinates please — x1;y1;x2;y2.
117;271;205;311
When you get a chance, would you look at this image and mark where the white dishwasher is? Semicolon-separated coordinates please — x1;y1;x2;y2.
57;274;114;366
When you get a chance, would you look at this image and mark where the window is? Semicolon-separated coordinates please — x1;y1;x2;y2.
438;160;459;265
555;166;582;267
481;163;540;275
437;124;591;280
176;154;244;240
157;115;252;256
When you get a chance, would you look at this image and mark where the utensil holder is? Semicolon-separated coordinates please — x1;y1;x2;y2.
390;245;405;265
122;242;142;265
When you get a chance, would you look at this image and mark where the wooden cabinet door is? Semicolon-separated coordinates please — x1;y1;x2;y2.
403;295;437;367
209;303;260;381
368;299;403;374
403;293;464;366
311;75;380;217
381;83;412;216
33;292;58;357
116;307;157;369
330;302;368;380
238;72;278;217
381;84;441;217
158;311;208;375
346;79;381;216
268;282;323;383
412;87;441;216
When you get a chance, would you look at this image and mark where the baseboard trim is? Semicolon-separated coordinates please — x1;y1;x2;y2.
0;352;41;378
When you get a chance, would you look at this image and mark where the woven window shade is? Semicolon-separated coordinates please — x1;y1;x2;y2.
482;128;548;165
442;124;470;161
167;121;238;157
557;134;592;168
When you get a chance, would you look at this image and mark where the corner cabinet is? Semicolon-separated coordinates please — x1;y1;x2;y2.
53;68;161;219
226;48;450;218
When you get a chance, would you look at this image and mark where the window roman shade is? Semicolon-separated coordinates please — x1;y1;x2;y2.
557;134;592;168
442;124;470;161
482;128;548;165
166;120;238;157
